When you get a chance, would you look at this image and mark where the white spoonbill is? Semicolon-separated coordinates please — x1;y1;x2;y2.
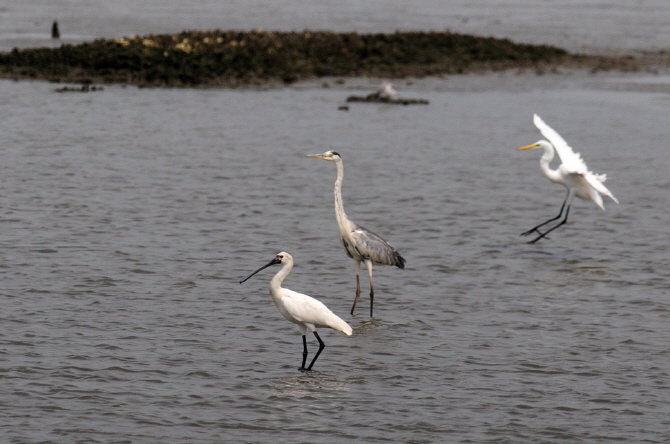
239;252;352;372
307;151;405;317
517;114;619;243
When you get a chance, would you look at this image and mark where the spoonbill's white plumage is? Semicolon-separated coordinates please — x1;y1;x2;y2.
307;151;405;317
517;114;619;243
239;252;352;371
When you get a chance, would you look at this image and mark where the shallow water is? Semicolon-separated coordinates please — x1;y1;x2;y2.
2;2;670;443
1;74;669;443
2;0;670;53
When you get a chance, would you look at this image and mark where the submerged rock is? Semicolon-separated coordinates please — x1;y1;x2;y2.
347;81;428;105
55;84;104;93
346;94;429;105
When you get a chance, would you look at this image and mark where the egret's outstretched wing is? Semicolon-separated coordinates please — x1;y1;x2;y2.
350;224;405;268
534;114;619;205
584;172;619;204
533;114;587;174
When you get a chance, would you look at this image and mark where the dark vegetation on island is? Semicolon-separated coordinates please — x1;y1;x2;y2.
0;30;666;88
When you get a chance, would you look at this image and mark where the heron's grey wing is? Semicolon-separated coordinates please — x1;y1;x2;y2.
533;114;587;174
350;224;405;268
341;236;356;260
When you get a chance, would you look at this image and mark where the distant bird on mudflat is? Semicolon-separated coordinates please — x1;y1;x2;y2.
375;81;398;99
307;151;405;317
239;252;352;372
517;114;619;243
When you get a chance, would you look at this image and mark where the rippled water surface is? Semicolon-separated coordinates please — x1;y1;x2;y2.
3;0;670;52
2;2;670;443
2;74;670;443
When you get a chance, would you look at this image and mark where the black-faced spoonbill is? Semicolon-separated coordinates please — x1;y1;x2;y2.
239;252;352;371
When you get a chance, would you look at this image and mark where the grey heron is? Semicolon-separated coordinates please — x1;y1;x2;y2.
307;151;405;317
239;252;352;372
517;114;619;243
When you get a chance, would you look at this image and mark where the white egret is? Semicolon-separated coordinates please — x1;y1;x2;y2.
517;114;619;243
376;81;398;99
307;151;405;317
239;252;352;372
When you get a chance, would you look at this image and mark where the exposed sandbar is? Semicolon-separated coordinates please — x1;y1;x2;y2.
0;30;667;87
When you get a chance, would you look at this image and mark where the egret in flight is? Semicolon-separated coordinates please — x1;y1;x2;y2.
517;114;619;243
239;252;352;372
307;151;405;317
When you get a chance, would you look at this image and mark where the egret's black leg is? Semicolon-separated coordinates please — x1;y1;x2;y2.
299;335;308;371
522;199;567;237
306;331;325;371
528;206;571;244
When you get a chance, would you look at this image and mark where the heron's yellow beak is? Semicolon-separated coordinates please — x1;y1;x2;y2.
306;154;327;159
517;143;540;151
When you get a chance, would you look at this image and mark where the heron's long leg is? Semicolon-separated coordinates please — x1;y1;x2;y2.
528;205;571;244
521;197;567;237
350;260;362;315
306;331;325;371
299;335;308;371
365;259;375;317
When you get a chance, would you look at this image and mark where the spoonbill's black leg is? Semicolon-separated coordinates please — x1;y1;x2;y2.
306;332;325;371
299;335;308;371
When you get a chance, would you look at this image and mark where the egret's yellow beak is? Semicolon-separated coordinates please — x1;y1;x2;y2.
306;154;327;159
517;143;540;151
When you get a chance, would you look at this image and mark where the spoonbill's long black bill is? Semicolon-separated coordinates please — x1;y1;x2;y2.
239;258;280;284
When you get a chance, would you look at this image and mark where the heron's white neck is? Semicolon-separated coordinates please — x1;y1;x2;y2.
538;141;562;184
270;260;293;297
333;161;351;233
